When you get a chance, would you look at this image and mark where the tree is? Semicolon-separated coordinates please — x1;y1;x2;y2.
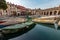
0;0;7;10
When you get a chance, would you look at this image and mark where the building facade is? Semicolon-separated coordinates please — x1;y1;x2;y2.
39;6;60;16
29;6;60;16
0;2;27;16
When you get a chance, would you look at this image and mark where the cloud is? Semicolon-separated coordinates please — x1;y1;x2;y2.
6;0;60;9
6;0;21;5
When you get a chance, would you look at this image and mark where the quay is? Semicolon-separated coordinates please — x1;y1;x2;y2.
0;17;27;26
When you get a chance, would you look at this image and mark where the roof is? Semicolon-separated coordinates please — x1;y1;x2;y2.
17;5;27;11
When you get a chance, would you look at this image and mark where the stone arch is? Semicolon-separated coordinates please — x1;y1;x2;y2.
44;12;46;15
18;13;20;16
58;11;60;15
50;11;52;15
41;12;43;15
47;12;48;15
54;11;57;15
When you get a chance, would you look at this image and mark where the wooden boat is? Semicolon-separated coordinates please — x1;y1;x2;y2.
0;21;36;40
0;21;6;23
33;15;60;30
33;15;60;24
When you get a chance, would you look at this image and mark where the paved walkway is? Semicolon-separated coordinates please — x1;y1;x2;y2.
0;17;27;25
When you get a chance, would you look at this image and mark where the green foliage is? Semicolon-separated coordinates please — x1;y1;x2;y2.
0;0;7;10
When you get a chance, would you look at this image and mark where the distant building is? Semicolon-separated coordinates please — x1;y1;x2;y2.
17;5;27;16
1;2;60;17
0;2;27;16
29;6;60;16
39;6;60;16
27;8;42;15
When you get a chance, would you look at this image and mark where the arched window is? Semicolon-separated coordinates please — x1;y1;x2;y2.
50;12;52;15
54;11;57;15
58;11;60;15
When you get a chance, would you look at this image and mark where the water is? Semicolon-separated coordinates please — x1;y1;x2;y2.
10;24;60;40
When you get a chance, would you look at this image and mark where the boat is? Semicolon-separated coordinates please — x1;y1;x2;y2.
33;15;60;25
0;21;6;23
0;21;36;40
33;15;60;30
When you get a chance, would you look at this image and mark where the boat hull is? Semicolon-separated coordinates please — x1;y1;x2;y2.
0;22;36;39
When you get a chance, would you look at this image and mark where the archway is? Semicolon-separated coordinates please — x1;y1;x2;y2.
42;12;43;15
50;11;52;15
44;12;46;15
54;11;57;15
47;12;48;15
58;11;60;15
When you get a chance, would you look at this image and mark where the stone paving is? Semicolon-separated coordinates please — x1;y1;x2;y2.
0;17;27;25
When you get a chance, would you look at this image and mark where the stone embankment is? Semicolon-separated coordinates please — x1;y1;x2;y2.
0;17;27;26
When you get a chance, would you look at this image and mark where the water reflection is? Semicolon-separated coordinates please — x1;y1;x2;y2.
10;24;60;40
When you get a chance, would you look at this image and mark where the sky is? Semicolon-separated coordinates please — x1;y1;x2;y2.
6;0;60;9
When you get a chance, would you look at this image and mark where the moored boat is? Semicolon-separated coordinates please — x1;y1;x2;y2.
0;21;6;23
33;15;60;25
0;21;36;40
33;15;60;30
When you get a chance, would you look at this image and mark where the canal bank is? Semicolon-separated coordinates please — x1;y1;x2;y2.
0;17;27;26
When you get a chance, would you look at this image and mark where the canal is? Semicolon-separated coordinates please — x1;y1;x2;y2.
10;24;60;40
